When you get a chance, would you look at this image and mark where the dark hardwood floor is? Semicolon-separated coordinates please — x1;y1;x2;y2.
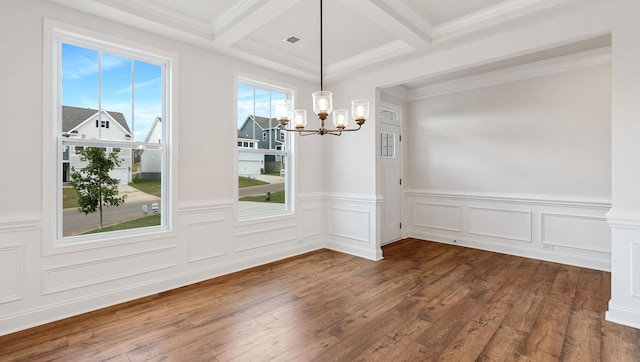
1;238;639;361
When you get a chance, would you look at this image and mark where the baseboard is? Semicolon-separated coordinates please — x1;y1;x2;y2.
606;302;640;329
409;230;610;272
325;240;383;261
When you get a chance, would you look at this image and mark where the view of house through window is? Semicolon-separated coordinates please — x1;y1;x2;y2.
59;41;168;238
237;80;291;218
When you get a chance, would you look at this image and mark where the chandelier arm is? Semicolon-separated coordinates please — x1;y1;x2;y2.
281;128;319;134
282;123;362;134
335;125;363;132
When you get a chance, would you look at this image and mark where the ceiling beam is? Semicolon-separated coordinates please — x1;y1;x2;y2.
339;0;432;50
212;0;305;47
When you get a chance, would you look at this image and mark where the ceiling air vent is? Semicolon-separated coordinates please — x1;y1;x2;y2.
284;35;301;44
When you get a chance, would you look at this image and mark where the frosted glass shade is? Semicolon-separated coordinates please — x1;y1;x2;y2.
275;100;292;121
332;109;349;129
293;109;307;129
351;99;369;121
312;91;333;116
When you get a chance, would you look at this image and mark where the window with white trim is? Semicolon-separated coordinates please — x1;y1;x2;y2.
54;33;170;241
237;79;292;218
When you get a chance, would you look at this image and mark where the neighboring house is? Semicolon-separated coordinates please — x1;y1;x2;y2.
238;115;285;173
138;117;162;180
238;115;285;151
237;130;263;176
61;105;132;185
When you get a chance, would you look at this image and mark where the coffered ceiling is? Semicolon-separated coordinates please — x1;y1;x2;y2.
49;0;610;89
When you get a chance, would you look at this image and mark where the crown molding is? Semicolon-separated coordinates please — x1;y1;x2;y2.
431;0;575;41
326;40;414;79
408;46;611;100
376;0;433;36
212;0;264;35
381;86;409;101
51;0;213;39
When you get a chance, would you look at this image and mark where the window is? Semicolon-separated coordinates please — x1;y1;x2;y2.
52;30;170;242
237;79;292;218
96;119;110;128
380;132;395;158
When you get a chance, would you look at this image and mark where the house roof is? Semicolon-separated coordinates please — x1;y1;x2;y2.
237;130;251;139
240;115;280;132
62;106;131;134
144;117;162;143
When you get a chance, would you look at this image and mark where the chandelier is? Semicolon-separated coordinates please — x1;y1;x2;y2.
277;0;369;136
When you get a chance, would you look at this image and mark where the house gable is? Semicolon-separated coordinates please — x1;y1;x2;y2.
144;117;162;143
63;106;132;140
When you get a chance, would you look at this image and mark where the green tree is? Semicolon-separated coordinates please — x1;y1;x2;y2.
70;147;127;231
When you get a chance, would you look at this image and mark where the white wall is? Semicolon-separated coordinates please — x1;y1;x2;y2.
406;64;611;197
322;81;382;260
606;0;640;329
403;64;612;271
0;0;324;335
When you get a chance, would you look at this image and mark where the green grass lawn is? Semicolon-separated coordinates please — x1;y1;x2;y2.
82;213;162;234
239;176;268;188
63;187;79;209
129;178;161;197
63;178;161;209
239;190;285;203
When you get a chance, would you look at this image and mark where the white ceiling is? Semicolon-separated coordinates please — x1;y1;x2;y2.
50;0;610;90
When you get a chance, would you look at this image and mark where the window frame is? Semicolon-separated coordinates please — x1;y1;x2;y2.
235;75;296;222
42;19;178;255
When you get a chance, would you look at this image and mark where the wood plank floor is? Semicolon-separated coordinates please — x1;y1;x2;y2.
1;238;639;361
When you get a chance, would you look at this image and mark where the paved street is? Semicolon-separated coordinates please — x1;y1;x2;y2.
63;185;161;236
63;200;162;236
239;182;285;197
63;179;283;236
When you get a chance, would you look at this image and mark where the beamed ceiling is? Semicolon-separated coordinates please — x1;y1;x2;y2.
49;0;610;91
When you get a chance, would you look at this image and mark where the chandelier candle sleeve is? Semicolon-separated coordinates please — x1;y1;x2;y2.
275;99;292;122
352;99;370;124
313;91;333;120
294;109;308;129
333;109;348;129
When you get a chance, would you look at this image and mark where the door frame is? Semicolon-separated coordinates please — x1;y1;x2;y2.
379;102;403;246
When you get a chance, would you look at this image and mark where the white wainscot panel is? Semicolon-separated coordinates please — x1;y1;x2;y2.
233;224;298;253
468;207;532;242
303;207;322;238
329;207;370;243
187;218;227;263
43;247;177;294
0;245;23;304
631;241;640;298
413;202;462;232
541;213;611;252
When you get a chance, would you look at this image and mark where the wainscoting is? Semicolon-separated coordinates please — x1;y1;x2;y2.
0;197;324;336
404;190;612;271
324;193;382;261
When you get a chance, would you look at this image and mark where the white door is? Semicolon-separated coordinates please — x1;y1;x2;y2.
379;108;402;245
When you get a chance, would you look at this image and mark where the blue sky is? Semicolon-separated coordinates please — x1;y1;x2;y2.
237;83;286;130
62;43;162;142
